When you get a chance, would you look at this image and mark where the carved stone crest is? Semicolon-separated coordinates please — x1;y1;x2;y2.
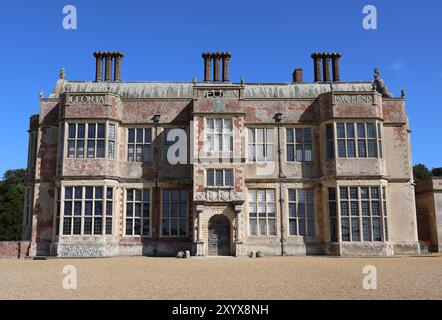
195;189;244;203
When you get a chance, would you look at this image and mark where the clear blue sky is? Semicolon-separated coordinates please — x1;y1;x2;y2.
0;0;441;177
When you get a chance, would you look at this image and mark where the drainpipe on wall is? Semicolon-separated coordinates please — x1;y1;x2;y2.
152;115;161;241
274;113;285;256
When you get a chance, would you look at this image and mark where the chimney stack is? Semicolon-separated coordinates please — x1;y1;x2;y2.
213;53;221;82
292;68;303;83
331;53;341;82
201;52;232;82
93;51;125;82
311;52;342;82
311;53;322;82
322;55;331;82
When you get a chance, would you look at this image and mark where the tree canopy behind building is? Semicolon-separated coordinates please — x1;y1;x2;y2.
0;169;26;241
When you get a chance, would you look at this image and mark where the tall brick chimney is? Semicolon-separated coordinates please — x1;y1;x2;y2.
311;52;341;82
202;52;231;82
94;51;125;82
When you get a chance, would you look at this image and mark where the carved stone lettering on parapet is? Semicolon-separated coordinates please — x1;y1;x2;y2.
334;94;373;104
68;95;106;105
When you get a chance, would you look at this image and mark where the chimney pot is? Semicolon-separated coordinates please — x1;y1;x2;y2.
222;52;231;82
322;55;331;82
213;53;221;82
104;53;113;81
113;52;124;81
94;52;103;82
202;53;211;82
331;53;341;82
94;51;124;82
292;68;303;83
311;53;322;82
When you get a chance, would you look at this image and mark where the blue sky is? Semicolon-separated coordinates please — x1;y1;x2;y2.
0;0;441;177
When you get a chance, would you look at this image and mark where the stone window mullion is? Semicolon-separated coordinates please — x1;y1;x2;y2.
336;184;342;242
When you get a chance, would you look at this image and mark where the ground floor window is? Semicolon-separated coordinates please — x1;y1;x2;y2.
328;188;338;242
288;189;315;236
248;189;276;236
125;189;151;236
62;186;113;235
328;186;388;242
161;190;188;236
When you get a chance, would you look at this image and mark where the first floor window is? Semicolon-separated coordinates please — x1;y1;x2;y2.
67;123;109;159
248;128;274;162
288;189;315;236
336;122;381;159
248;189;276;236
107;124;116;159
125;189;150;236
206;169;233;187
128;128;152;162
206;118;233;152
162;190;188;236
62;186;113;235
286;128;312;162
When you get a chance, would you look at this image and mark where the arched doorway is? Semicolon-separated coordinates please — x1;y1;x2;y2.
208;215;231;256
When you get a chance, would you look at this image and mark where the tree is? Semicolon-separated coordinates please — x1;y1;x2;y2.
0;169;26;241
413;164;431;182
431;167;442;177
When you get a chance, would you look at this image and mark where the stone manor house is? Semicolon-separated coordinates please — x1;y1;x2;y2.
22;51;420;257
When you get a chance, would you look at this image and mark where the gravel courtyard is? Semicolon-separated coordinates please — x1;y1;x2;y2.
0;255;441;300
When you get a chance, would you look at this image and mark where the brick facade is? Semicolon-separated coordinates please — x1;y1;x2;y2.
22;51;420;258
0;241;30;259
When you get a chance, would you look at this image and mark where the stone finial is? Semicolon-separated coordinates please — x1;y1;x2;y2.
39;91;44;99
401;89;406;98
192;76;197;84
59;68;65;80
373;67;393;98
240;76;245;85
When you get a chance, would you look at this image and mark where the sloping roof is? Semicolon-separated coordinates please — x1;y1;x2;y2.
50;80;375;99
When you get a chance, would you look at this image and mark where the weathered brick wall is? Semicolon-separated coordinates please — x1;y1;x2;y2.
0;241;30;259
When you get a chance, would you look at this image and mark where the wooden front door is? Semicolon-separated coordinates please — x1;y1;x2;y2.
208;215;231;256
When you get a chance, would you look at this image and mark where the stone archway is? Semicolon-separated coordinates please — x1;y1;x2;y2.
208;214;231;256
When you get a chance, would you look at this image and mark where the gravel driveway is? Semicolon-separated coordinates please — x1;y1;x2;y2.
0;256;441;300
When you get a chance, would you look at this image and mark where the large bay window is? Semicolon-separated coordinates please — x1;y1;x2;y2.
328;186;388;242
62;186;113;236
248;189;276;236
336;122;382;158
161;190;188;236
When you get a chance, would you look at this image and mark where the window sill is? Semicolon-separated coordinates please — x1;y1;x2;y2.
205;186;234;190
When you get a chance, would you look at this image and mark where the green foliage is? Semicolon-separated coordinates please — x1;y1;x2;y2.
413;164;431;182
431;167;442;177
0;169;26;241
